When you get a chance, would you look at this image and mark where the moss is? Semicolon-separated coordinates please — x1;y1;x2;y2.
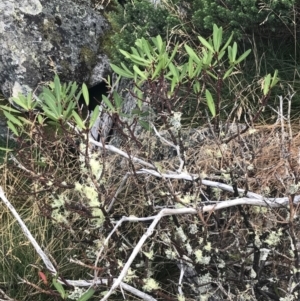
79;45;97;68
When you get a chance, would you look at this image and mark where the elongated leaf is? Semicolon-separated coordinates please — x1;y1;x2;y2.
89;105;100;129
11;95;29;111
133;65;148;80
206;70;218;80
138;120;151;131
130;46;141;57
128;57;150;67
151;59;164;80
217;50;226;61
192;61;203;77
43;108;59;122
113;91;123;110
77;287;95;301
166;43;179;66
119;49;131;59
188;57;194;78
205;89;216;117
223;67;234;80
130;54;151;65
220;32;233;53
232;42;237;63
82;83;89;106
3;111;22;126
0;105;21;113
213;24;222;52
152;35;163;53
185;45;201;64
7;120;19;136
102;95;115;111
193;81;201;94
168;62;179;79
52;278;67;299
0;147;13;152
198;36;214;53
235;49;251;64
54;75;61;104
26;91;33;110
263;74;271;96
110;63;134;79
141;38;153;60
271;69;279;88
63;100;76;120
18;116;33;125
72;111;86;129
37;114;45;125
120;63;134;76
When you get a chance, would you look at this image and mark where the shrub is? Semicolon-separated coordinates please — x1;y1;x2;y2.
5;25;300;301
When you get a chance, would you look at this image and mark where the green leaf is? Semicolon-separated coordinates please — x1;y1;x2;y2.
120;63;134;76
89;105;100;129
138;120;151;131
63;100;76;120
198;36;214;53
54;75;61;104
141;38;153;60
7;120;19;136
220;32;233;53
11;95;29;111
217;50;226;61
130;54;151;66
52;278;67;299
184;45;202;64
192;61;203;77
3;111;22;126
223;67;234;80
113;91;123;111
37;114;45;125
102;95;115;111
206;70;218;80
168;62;179;79
271;69;279;88
205;89;216;117
41;89;59;115
82;83;89;106
18;116;33;125
188;57;194;79
77;287;95;301
166;43;179;66
133;65;148;80
0;147;13;152
43;108;59;122
152;35;163;53
213;24;222;52
151;59;164;80
193;82;201;94
263;74;271;96
72;111;86;130
235;49;251;64
110;63;134;79
0;105;21;113
230;42;237;63
119;49;131;59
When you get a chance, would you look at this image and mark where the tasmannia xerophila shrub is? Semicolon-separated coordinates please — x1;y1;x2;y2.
4;24;297;301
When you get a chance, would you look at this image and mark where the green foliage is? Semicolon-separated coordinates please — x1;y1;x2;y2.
106;0;297;65
190;0;295;37
106;0;174;66
111;25;277;122
1;75;100;136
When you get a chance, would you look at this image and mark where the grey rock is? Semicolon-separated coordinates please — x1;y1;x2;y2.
0;0;110;99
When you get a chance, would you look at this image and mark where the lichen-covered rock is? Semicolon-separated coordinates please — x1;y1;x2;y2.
0;0;109;99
